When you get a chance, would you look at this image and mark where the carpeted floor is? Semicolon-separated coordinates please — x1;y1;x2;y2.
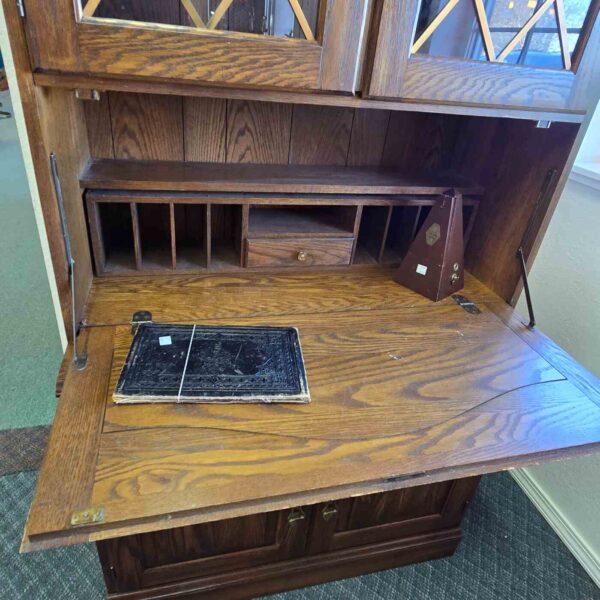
1;467;599;600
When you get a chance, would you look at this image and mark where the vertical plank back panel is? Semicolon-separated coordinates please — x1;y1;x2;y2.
84;95;115;159
382;112;464;172
109;93;184;161
289;105;354;165
184;98;227;162
346;109;390;166
226;101;293;164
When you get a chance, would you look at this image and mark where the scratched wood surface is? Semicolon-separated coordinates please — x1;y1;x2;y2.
23;269;600;551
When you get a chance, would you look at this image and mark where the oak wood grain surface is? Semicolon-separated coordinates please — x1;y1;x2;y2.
245;237;354;267
226;101;293;164
32;71;587;125
80;159;483;194
183;97;227;162
109;93;184;161
78;22;322;90
23;269;600;551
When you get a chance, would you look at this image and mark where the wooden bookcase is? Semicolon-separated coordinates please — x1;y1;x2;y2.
4;0;600;598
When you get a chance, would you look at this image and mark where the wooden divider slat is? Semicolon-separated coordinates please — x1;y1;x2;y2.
130;203;142;270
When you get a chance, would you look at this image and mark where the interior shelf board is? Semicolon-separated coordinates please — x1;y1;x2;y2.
80;159;483;195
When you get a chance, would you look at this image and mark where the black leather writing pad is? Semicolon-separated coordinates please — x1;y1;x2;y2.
114;324;310;404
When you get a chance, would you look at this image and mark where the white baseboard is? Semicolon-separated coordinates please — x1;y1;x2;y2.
511;469;600;588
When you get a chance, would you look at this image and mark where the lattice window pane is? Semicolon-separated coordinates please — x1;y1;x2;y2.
412;0;594;70
82;0;321;40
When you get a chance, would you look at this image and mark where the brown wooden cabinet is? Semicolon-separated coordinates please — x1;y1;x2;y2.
22;0;369;93
98;478;479;598
367;0;600;112
5;0;600;598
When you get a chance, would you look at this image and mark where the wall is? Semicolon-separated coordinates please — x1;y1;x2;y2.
514;105;600;586
0;86;63;429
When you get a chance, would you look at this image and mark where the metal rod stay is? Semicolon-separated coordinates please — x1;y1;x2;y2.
50;153;87;370
517;246;536;329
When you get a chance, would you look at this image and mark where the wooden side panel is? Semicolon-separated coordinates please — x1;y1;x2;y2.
183;98;226;162
289;105;354;165
458;119;578;301
36;87;93;327
226;101;293;164
109;93;184;161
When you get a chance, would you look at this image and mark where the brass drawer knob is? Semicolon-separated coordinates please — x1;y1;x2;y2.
321;503;338;522
297;251;308;262
287;507;306;525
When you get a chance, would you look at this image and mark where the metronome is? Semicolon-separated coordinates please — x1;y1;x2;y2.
394;190;464;302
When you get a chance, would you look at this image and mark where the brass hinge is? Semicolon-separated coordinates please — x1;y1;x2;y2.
452;294;481;315
70;506;105;526
16;0;25;17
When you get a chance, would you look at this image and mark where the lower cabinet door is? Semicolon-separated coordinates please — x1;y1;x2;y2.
307;477;480;555
98;506;313;593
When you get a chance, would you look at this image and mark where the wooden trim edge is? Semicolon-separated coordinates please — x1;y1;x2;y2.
32;72;586;124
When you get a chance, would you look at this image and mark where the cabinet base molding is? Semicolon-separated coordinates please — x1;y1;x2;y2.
101;527;463;600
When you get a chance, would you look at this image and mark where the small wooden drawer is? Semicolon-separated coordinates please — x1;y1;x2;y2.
245;237;354;268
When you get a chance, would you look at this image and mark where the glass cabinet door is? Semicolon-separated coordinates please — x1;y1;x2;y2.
80;0;321;40
368;0;600;112
24;0;369;92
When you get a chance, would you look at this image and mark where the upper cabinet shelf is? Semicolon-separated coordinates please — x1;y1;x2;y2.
80;159;483;195
23;0;369;93
367;0;600;112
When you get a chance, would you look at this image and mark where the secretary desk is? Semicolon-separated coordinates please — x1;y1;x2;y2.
4;0;600;597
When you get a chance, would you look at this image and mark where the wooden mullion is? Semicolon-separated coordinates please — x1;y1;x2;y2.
288;0;315;41
497;0;555;61
554;0;572;70
472;0;496;61
130;203;143;270
180;0;207;28
207;0;234;29
412;0;461;53
82;0;102;17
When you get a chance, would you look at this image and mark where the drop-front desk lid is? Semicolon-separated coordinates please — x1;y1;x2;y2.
22;269;600;551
